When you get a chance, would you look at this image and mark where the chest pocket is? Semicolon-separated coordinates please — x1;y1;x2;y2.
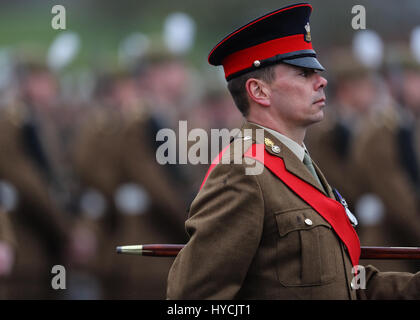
275;208;339;287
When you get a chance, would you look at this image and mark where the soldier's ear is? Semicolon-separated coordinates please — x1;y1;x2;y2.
245;78;271;107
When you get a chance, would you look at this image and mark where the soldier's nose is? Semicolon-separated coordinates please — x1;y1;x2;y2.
315;74;328;90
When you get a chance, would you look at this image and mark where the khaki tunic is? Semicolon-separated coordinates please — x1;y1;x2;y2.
0;106;69;299
71;106;188;299
352;107;420;272
167;121;420;300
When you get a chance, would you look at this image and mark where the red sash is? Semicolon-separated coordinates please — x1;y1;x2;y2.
199;144;232;190
200;143;360;266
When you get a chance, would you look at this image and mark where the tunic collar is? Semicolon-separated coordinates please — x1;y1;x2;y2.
249;122;306;162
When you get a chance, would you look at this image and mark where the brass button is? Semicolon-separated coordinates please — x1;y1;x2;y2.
271;145;280;153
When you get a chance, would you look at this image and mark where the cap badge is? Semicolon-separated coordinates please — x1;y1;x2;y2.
304;22;311;42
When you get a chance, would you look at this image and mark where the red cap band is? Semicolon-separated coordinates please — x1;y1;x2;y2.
222;34;313;79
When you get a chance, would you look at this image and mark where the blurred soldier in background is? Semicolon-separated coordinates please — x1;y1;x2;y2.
140;50;194;130
0;61;72;298
352;46;420;273
66;15;197;299
71;64;189;299
306;46;420;272
306;48;378;213
138;50;198;199
185;87;242;191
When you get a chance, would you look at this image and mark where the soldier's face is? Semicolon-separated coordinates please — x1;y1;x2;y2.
268;63;327;128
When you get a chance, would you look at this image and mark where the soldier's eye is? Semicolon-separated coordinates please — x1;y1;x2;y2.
299;68;316;77
299;70;310;77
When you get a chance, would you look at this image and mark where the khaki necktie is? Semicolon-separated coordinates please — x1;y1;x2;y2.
303;151;323;189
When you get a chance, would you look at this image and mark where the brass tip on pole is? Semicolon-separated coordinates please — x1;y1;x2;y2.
115;245;143;255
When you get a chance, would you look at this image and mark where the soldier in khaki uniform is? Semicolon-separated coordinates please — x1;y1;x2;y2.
0;104;70;299
71;71;189;299
352;51;420;273
0;61;75;299
167;3;420;299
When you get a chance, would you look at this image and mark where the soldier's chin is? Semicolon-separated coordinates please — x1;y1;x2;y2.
306;110;325;126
